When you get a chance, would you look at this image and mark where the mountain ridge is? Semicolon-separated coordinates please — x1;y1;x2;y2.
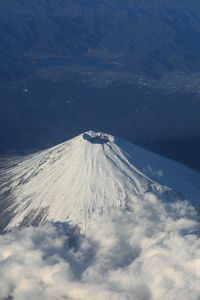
1;0;200;78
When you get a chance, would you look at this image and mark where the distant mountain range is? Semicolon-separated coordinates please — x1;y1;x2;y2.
1;0;200;170
1;0;200;78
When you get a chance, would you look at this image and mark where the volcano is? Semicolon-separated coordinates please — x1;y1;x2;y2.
0;131;200;231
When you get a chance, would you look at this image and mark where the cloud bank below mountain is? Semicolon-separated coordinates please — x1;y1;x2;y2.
0;193;200;300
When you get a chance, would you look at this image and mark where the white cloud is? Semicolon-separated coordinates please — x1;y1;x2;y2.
0;194;200;300
143;165;164;177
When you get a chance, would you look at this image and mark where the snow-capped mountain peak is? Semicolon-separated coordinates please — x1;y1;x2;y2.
1;131;200;231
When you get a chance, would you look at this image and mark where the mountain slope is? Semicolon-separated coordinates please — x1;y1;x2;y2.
1;0;200;78
1;131;200;231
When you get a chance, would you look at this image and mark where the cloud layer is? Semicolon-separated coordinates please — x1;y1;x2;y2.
0;193;200;300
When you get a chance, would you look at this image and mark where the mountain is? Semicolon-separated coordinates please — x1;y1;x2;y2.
1;0;200;78
1;131;200;231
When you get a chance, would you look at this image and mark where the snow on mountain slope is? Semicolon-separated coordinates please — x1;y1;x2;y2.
0;131;200;231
